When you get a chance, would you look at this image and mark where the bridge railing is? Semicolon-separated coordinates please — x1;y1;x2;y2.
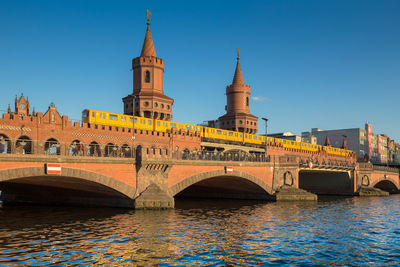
0;138;135;158
299;157;356;169
372;165;399;173
172;150;270;162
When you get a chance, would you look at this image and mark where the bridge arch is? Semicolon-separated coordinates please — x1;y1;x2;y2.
168;169;274;199
0;166;136;206
371;177;399;193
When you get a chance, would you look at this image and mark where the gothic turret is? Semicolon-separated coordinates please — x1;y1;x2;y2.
218;49;258;133
122;10;174;121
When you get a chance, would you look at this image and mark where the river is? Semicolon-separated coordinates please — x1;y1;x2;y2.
1;195;400;266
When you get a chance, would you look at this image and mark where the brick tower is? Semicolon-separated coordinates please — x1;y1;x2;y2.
122;11;174;121
218;49;258;133
14;94;30;116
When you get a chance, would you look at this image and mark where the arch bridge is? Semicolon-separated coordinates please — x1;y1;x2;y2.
0;149;398;208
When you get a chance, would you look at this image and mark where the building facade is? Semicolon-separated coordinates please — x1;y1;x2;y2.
302;123;400;164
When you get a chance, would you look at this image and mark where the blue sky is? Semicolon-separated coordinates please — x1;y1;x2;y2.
1;0;399;141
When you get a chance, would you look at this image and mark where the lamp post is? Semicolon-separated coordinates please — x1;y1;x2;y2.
262;117;268;161
132;95;136;158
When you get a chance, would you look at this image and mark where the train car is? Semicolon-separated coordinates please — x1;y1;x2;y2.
83;108;355;158
82;109;130;128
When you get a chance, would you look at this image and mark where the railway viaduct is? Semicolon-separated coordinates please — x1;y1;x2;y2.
0;149;398;209
0;98;399;208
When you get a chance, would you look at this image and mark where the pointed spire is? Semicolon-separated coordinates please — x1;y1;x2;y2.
140;10;157;57
342;135;347;149
232;48;244;85
324;136;331;146
32;107;36;116
7;104;11;113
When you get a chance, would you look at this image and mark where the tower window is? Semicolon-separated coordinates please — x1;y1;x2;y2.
246;97;249;106
145;71;150;83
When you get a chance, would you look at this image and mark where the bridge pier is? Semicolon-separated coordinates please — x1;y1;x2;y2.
134;159;175;209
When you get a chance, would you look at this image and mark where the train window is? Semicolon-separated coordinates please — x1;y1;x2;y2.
217;130;222;135
171;123;177;128
254;136;257;140
141;119;145;124
229;132;233;136
291;142;294;145
91;112;95;118
263;137;266;141
157;121;160;126
245;134;247;138
103;113;106;118
110;114;118;121
283;140;286;144
240;134;242;137
148;120;152;125
186;125;191;130
235;133;238;137
223;131;227;135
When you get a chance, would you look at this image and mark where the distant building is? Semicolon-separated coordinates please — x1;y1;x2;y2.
268;132;302;142
302;123;400;164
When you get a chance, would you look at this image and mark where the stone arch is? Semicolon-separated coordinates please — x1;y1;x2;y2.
69;139;83;156
0;133;12;154
121;143;131;158
371;177;400;191
88;141;101;157
105;142;118;157
16;135;33;154
44;137;61;155
168;169;274;197
0;166;136;199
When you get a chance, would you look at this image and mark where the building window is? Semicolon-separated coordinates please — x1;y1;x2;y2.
155;102;158;107
144;101;149;107
246;97;249;106
161;104;164;108
167;105;170;110
239;120;243;124
145;71;150;83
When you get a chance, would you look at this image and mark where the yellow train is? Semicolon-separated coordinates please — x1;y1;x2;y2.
82;109;354;158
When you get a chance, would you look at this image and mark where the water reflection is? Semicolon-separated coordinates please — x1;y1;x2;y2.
0;196;400;265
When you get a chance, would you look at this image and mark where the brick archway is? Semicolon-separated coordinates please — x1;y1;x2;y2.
371;177;400;191
0;166;136;199
168;169;274;197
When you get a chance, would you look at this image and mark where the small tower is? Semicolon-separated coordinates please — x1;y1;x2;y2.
14;93;30;116
122;10;174;121
218;49;258;133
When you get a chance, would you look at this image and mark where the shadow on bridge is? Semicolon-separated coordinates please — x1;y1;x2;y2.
171;171;274;201
299;170;353;195
0;167;135;208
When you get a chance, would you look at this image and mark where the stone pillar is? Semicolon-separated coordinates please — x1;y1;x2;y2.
134;158;174;209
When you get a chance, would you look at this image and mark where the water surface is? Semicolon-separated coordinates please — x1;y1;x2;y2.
1;196;400;266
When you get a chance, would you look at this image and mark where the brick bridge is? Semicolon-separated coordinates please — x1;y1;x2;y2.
0;104;399;208
0;151;398;208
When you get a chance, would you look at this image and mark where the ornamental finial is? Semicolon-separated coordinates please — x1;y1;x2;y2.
146;9;152;24
236;48;240;61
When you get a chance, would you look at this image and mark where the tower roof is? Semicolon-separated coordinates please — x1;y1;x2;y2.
140;22;157;57
232;52;244;85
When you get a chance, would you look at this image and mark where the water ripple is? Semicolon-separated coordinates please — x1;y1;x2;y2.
0;196;400;265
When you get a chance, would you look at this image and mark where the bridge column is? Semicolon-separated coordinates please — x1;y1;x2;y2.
134;159;174;209
272;155;317;201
